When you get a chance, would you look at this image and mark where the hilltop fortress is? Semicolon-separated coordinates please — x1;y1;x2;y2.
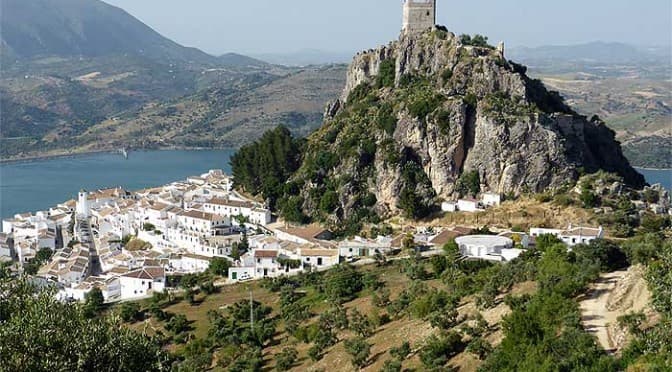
402;0;437;34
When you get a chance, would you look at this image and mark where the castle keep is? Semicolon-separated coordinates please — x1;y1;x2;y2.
402;0;436;34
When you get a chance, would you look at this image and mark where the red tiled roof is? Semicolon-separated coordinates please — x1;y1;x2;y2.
254;250;278;258
122;267;165;280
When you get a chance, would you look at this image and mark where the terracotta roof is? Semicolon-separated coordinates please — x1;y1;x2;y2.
122;267;165;280
254;250;278;258
179;210;222;221
301;249;338;257
206;197;253;209
277;225;331;241
561;227;601;237
428;230;461;246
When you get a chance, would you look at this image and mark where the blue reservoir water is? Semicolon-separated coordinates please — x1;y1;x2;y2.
0;151;670;219
635;168;672;191
0;150;235;219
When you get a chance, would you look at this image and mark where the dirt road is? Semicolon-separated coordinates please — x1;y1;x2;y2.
579;267;650;353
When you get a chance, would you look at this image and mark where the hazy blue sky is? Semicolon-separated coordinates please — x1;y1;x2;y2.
103;0;671;55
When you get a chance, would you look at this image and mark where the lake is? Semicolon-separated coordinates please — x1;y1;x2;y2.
635;168;672;191
0;150;235;219
0;151;670;219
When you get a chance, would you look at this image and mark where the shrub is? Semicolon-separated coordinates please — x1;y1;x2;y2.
118;302;141;323
275;346;298;371
456;170;480;197
376;59;396;88
390;341;411;360
420;332;464;368
344;336;371;368
324;264;363;303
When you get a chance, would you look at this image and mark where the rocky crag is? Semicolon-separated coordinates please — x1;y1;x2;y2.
287;27;644;226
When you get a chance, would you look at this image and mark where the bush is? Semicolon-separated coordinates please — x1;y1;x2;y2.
456;170;480;197
344;336;371;368
419;332;464;368
572;239;629;272
460;34;493;48
376;59;396;88
118;302;142;323
319;191;339;213
324;264;363;303
390;341;411;360
275;346;298;371
466;337;492;360
142;223;156;231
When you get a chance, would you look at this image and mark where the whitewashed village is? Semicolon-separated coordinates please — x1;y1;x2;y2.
1;169;669;304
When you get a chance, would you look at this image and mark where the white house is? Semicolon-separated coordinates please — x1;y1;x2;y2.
338;236;392;258
202;198;271;225
455;235;521;262
481;193;502;207
274;225;332;245
167;254;213;274
299;248;339;269
529;225;604;247
457;199;482;213
441;202;458;212
177;210;230;236
252;250;281;278
119;267;166;300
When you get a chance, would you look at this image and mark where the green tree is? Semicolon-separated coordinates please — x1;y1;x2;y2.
230;125;304;210
0;273;171;371
274;346;298;371
419;332;464;369
34;247;54;264
83;287;105;317
572;239;628;272
382;358;402;372
344;336;371;368
324;264;363;303
466;337;492;360
349;309;374;337
580;187;600;208
456;170;481;197
209;257;232;276
118;302;141;323
390;341;411;360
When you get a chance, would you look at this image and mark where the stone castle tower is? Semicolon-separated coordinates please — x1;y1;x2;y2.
402;0;436;34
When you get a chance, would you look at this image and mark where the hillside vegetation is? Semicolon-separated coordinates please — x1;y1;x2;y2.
2;218;670;371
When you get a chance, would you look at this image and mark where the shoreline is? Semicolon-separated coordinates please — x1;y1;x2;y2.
634;167;672;171
0;146;237;165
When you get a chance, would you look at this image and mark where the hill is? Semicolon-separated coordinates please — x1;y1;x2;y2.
507;43;672;169
0;0;342;160
0;65;347;159
243;28;644;232
0;0;217;65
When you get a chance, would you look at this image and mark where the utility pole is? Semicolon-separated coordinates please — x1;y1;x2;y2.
249;287;254;331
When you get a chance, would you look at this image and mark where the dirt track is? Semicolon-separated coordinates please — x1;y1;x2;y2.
579;266;650;353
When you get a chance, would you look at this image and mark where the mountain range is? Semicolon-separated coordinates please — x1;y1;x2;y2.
0;0;668;169
0;0;342;160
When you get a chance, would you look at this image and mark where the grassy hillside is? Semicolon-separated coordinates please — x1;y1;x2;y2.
0;64;346;159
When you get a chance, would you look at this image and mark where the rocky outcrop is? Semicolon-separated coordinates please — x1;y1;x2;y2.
293;27;644;224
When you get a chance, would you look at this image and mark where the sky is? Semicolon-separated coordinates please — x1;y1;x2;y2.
102;0;672;56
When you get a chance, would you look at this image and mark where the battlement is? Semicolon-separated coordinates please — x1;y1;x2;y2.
402;0;436;34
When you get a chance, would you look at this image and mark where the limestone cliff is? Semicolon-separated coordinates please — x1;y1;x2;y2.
288;28;644;226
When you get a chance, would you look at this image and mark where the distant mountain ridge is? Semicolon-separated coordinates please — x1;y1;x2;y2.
1;0;254;66
508;41;670;65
